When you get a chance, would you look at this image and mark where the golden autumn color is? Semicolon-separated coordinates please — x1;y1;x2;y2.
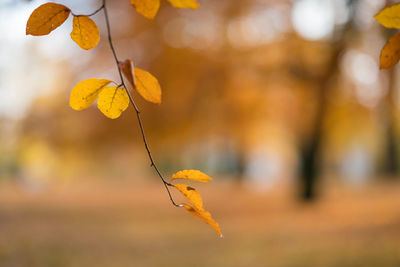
172;170;212;183
379;32;400;69
183;204;222;237
25;0;218;238
130;0;199;19
130;0;160;19
97;86;130;119
134;68;162;104
69;78;111;110
70;79;111;111
26;3;70;36
174;184;222;236
374;3;400;29
70;16;100;50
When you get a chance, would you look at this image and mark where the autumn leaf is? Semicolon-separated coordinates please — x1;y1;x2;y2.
168;0;199;9
380;32;400;69
70;79;111;111
183;204;222;237
174;184;222;236
172;170;212;183
26;3;70;36
119;59;135;86
130;0;160;19
134;68;162;104
70;16;100;50
97;86;130;119
375;3;400;29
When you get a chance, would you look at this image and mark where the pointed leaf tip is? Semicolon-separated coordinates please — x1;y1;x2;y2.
175;184;222;236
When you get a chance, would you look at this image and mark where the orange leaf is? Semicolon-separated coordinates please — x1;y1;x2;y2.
380;32;400;69
70;16;100;50
130;0;160;19
172;170;212;183
174;184;204;211
26;3;70;36
375;3;400;29
168;0;199;9
134;68;162;104
183;204;222;237
119;59;135;86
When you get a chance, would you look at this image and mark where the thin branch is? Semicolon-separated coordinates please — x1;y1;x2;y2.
102;0;180;207
71;4;104;17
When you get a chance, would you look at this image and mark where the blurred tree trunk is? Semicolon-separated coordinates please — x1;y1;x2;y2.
299;0;357;200
383;61;399;176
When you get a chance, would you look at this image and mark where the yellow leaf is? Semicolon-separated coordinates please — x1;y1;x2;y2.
168;0;199;9
174;184;222;237
26;3;70;36
119;59;135;86
134;68;162;104
174;184;205;211
183;204;222;237
97;86;130;119
172;170;212;183
375;3;400;29
70;79;111;111
380;32;400;69
70;16;100;50
130;0;160;19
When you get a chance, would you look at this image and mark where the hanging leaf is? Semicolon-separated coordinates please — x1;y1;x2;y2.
119;59;135;86
70;16;100;50
172;170;212;183
375;3;400;29
70;79;111;111
168;0;199;9
97;86;130;119
26;3;71;36
174;184;204;211
134;68;162;104
130;0;160;19
380;32;400;69
174;184;222;236
183;204;222;237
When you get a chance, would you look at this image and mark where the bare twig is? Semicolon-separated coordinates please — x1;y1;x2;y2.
101;0;180;207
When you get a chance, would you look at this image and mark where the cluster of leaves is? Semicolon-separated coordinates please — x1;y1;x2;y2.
375;3;400;69
26;0;222;237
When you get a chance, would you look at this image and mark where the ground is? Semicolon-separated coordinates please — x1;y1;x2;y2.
0;178;399;266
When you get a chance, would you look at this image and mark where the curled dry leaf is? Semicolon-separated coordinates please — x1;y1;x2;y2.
174;184;222;236
26;3;71;36
130;0;160;19
168;0;199;9
375;3;400;29
70;79;111;111
119;59;135;86
134;68;162;104
97;86;130;119
380;32;400;69
70;16;100;50
172;170;212;183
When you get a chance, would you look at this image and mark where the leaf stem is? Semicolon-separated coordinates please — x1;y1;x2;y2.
102;0;180;207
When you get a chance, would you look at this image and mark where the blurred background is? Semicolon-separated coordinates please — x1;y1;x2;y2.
1;0;400;266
